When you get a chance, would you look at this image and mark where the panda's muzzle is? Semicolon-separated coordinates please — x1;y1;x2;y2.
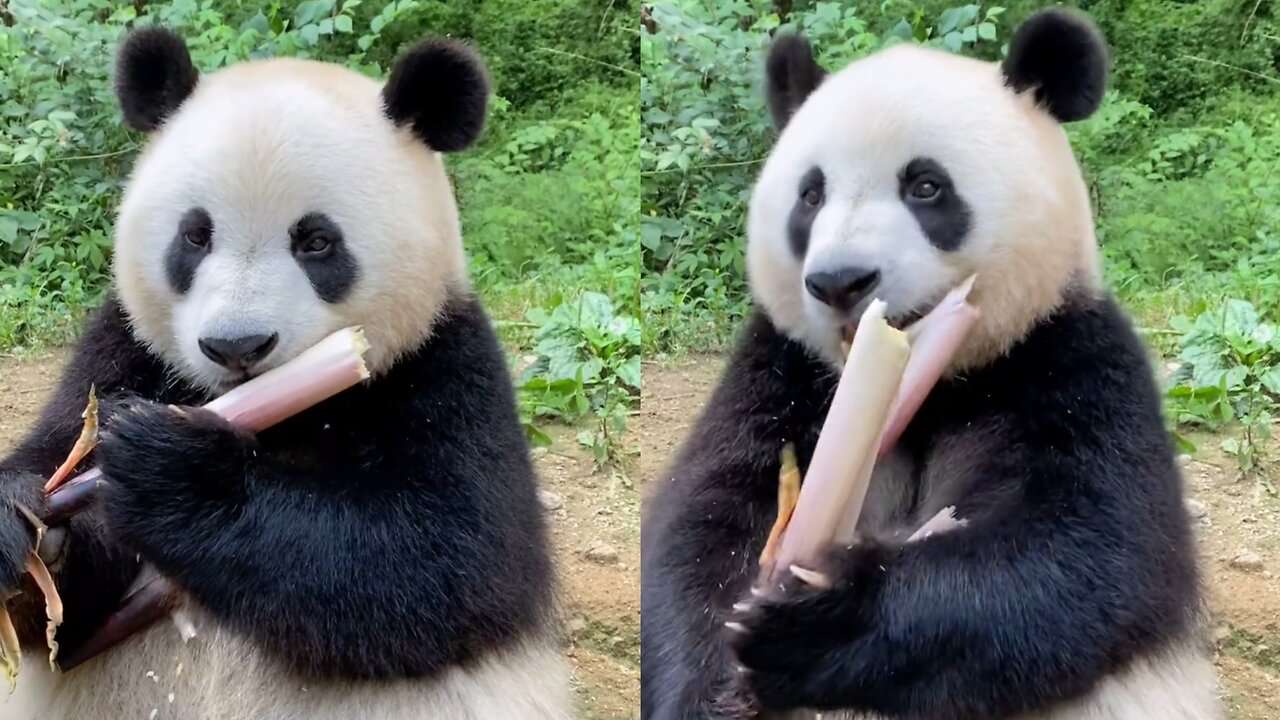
198;333;279;373
803;266;881;313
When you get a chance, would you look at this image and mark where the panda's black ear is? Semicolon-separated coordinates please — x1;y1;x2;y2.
765;34;825;130
114;26;199;133
1002;9;1108;123
383;39;490;153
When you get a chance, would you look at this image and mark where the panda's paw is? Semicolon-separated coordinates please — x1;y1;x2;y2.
0;471;49;594
97;398;255;501
726;547;877;711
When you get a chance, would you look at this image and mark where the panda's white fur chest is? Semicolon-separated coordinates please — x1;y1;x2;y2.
782;642;1221;720
854;432;991;540
2;610;573;720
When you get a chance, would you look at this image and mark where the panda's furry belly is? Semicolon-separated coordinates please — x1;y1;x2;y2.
780;641;1222;720
1;610;574;720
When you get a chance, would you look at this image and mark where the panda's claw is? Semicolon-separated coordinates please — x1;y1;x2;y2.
788;564;831;589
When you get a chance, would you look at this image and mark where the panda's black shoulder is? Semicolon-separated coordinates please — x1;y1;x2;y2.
370;291;525;436
702;310;835;434
910;287;1173;460
987;288;1160;401
668;310;834;483
49;293;203;410
642;310;835;569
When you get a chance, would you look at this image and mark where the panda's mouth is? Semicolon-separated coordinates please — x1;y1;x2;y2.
838;304;933;347
214;369;260;392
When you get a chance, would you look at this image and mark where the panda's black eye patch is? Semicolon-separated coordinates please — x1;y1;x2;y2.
289;212;358;303
898;158;971;252
166;207;213;294
788;167;825;258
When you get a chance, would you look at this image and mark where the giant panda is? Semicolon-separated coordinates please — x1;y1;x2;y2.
641;9;1223;720
0;25;572;720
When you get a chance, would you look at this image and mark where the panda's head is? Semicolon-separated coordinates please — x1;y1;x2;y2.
748;9;1107;372
111;27;488;392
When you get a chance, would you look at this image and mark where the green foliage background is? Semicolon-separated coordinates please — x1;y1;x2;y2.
0;0;640;462
642;0;1280;480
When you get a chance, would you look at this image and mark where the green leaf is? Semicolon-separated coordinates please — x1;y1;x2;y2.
525;424;553;448
1261;367;1280;396
886;19;913;41
1170;431;1197;455
1223;299;1259;337
978;22;997;41
244;11;270;34
293;0;322;26
334;15;353;33
1223;365;1248;390
937;7;963;34
616;355;641;390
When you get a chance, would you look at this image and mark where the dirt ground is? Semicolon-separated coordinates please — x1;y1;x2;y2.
638;355;1280;720
0;349;641;720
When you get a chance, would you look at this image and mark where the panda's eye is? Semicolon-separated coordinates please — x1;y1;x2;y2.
299;234;332;256
802;187;823;207
184;229;211;249
910;180;941;201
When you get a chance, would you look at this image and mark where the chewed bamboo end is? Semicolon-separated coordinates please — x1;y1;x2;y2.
349;326;372;380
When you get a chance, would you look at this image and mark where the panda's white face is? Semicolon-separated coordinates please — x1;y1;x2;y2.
748;44;1099;371
114;60;468;392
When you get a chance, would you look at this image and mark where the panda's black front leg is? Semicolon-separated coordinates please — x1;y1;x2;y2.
725;540;898;715
91;394;531;680
96;398;258;526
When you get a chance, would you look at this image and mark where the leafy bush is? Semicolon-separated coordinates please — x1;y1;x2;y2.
1166;300;1279;485
518;292;641;464
0;0;639;463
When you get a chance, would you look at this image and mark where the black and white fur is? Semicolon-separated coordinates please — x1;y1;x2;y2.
0;27;571;719
641;10;1221;720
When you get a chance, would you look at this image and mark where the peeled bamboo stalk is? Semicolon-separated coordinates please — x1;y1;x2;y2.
760;277;979;585
831;277;980;545
762;300;910;587
879;275;980;452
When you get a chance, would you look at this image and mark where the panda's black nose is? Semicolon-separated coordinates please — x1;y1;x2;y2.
198;334;279;371
804;267;881;312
